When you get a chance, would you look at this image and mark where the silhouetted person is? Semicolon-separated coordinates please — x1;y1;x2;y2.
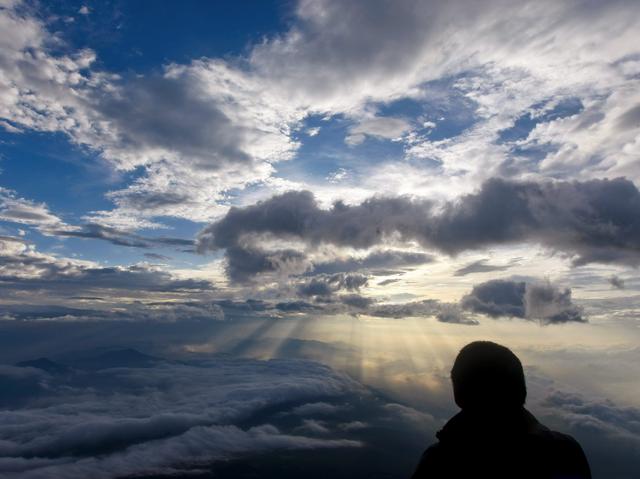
411;341;591;479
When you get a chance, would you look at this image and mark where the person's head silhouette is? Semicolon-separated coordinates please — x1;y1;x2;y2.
451;341;526;413
412;341;591;479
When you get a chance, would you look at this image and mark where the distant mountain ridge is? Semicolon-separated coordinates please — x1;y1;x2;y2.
15;348;161;372
15;357;71;375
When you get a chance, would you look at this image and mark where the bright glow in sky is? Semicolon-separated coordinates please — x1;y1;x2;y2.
0;1;639;477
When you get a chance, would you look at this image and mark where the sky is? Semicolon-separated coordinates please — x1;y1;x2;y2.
0;0;639;477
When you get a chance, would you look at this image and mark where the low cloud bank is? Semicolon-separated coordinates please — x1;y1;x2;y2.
198;178;640;284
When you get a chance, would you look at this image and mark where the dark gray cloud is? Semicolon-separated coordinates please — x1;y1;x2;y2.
225;246;308;283
454;258;518;276
94;74;252;170
339;293;375;310
144;253;171;261
609;275;625;289
274;300;319;313
298;273;369;298
198;178;640;282
461;279;527;318
311;250;434;275
364;299;477;325
224;246;430;285
0;263;211;295
461;279;585;324
51;224;194;249
0;301;225;324
0;238;211;299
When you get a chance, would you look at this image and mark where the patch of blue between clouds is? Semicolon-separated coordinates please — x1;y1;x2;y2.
0;129;125;216
497;97;584;144
276;114;407;185
379;77;480;142
276;80;482;186
496;97;584;175
0;129;203;266
38;0;286;74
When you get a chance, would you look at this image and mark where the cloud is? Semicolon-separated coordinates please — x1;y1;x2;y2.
454;258;518;276
364;299;477;325
609;275;625;289
0;236;212;301
198;177;640;282
538;389;640;479
0;2;300;228
312;250;434;275
0;189;193;250
0;355;364;478
92;73;254;171
224;246;309;283
460;279;527;318
297;273;368;298
143;252;171;261
291;402;348;416
297;419;330;435
50;223;194;249
3;0;640;232
0;188;67;229
345;116;411;145
461;279;585;324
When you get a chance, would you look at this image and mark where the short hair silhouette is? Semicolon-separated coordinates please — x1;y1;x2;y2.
451;340;526;411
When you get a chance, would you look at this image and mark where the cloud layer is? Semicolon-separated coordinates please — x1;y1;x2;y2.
198;177;640;282
0;354;365;478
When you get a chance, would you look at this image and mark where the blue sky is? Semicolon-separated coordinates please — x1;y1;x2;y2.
1;1;640;477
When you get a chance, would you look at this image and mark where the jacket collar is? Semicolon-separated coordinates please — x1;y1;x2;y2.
436;407;548;443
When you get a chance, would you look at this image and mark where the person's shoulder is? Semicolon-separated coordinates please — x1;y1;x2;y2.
410;443;445;479
545;429;584;451
540;429;592;478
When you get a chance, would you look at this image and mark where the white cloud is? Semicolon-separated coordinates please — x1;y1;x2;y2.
1;0;639;251
345;116;411;145
0;188;68;229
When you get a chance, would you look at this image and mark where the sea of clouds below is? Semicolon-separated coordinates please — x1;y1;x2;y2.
0;322;638;479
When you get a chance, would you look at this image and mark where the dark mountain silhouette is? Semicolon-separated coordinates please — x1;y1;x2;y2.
15;357;72;375
66;348;161;369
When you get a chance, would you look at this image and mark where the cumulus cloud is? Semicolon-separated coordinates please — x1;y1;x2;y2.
198;178;640;282
461;279;584;324
224;246;309;283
